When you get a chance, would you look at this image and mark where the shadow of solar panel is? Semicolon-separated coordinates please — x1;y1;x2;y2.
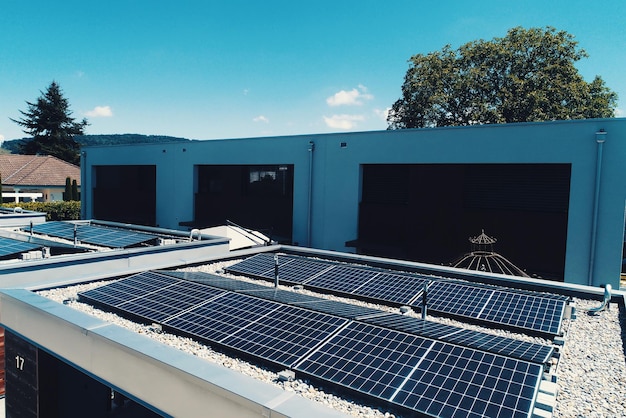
295;322;542;418
0;237;41;258
163;292;348;366
362;314;554;364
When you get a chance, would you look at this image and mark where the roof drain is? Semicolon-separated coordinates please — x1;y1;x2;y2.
189;228;201;241
588;284;612;314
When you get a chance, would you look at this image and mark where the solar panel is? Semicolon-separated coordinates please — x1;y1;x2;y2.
425;280;567;335
79;272;227;323
27;221;76;240
26;221;157;248
161;270;270;292
0;237;42;258
354;271;429;305
163;292;348;366
303;265;379;293
77;225;157;248
80;271;547;417
295;322;542;418
223;253;279;279
362;314;554;364
226;254;567;335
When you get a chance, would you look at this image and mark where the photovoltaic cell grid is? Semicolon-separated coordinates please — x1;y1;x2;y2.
226;254;567;336
362;314;554;365
0;237;41;258
162;269;553;364
226;254;428;305
79;271;227;322
80;275;349;367
26;221;157;248
295;322;542;418
79;273;544;417
425;280;567;335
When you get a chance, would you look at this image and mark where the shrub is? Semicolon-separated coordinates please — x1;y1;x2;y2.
3;201;81;221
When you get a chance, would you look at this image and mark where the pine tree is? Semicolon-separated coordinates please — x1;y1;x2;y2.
71;179;79;201
11;81;88;165
64;177;72;201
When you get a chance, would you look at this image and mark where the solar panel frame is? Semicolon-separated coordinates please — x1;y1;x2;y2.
362;314;554;364
78;272;227;323
425;279;566;336
303;265;379;293
27;221;158;248
295;322;542;418
223;253;281;279
353;271;429;305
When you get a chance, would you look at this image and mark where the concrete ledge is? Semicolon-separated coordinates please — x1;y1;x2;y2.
0;289;347;418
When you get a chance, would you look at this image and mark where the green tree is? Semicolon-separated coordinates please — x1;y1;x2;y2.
388;27;618;129
71;179;79;201
64;177;72;201
11;81;88;164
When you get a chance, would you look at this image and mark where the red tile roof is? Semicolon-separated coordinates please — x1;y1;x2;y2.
0;155;80;187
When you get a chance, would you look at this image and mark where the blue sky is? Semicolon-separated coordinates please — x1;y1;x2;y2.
1;0;624;142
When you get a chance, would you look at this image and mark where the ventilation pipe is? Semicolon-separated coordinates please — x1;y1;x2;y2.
588;284;612;313
588;130;607;286
189;228;201;241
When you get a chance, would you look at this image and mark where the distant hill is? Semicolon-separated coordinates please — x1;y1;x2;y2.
1;134;192;153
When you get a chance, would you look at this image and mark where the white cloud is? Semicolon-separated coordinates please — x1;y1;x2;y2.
323;114;365;130
615;108;624;117
85;106;113;118
0;134;4;145
253;115;269;123
326;85;374;107
374;107;391;121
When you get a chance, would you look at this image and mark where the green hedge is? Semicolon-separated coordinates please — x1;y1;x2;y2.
3;201;81;221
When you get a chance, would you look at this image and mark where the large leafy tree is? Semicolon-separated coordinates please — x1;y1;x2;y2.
11;81;88;164
388;27;618;129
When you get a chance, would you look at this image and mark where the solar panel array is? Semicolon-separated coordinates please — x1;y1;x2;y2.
0;237;41;258
25;221;157;248
225;253;567;336
79;271;551;418
161;270;554;364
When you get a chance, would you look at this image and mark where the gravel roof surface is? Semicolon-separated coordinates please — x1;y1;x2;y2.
38;260;626;417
